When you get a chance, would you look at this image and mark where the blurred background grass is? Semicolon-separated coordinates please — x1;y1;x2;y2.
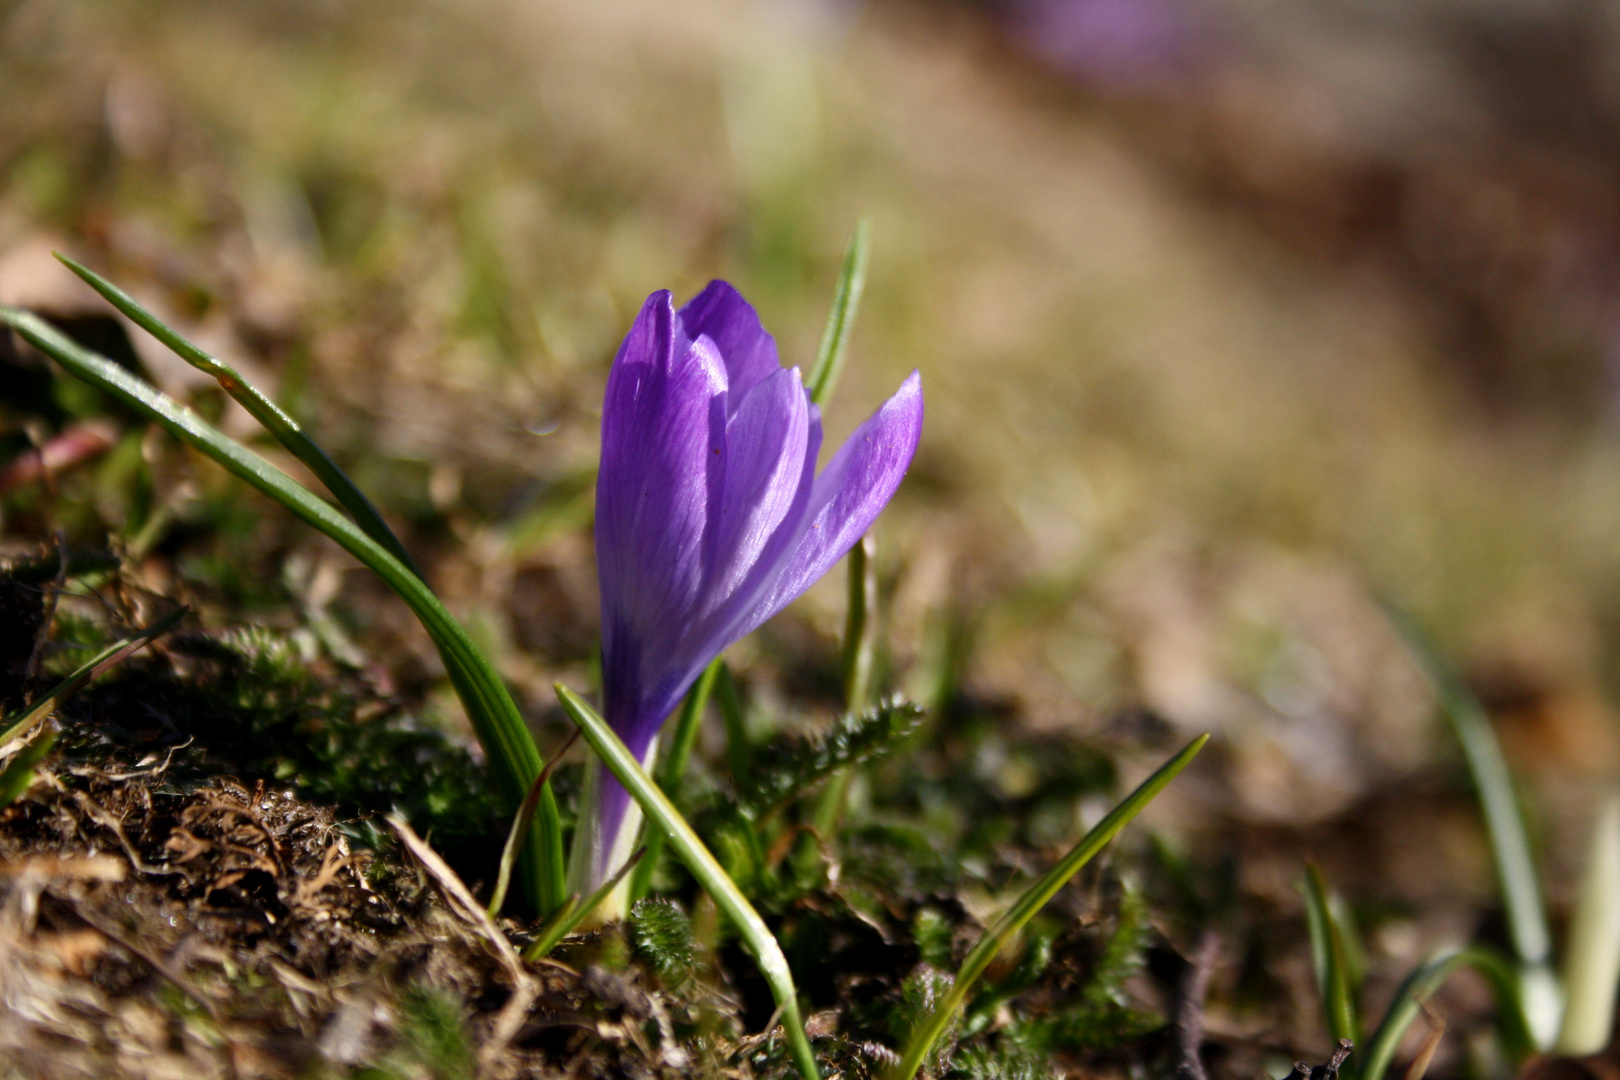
5;0;1620;975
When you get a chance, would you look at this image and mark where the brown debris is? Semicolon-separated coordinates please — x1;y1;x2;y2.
0;755;754;1079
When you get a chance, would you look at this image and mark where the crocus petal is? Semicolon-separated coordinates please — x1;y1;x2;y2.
737;370;924;637
702;365;813;614
579;280;923;906
595;293;727;669
678;281;781;416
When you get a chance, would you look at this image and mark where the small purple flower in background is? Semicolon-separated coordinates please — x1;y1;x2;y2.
1010;0;1210;93
570;281;923;898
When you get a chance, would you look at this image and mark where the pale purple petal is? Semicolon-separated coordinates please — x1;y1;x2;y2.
595;293;727;671
701;365;814;613
736;370;923;637
679;281;780;415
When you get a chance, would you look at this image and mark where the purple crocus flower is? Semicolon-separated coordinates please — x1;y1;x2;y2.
571;281;923;898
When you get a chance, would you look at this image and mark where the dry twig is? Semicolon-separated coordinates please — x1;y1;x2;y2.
1175;929;1221;1080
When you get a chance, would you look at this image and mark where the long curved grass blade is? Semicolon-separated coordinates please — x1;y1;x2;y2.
1384;603;1560;1047
1304;864;1361;1047
55;255;423;579
522;849;646;962
1361;946;1531;1080
892;734;1209;1080
629;658;721;903
1557;793;1620;1055
0;606;185;751
1;307;565;913
0;727;59;809
554;683;821;1080
805;219;870;408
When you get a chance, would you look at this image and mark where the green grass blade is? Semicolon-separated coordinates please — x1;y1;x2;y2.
891;734;1209;1080
1303;864;1360;1047
1556;793;1620;1055
658;660;721;796
554;683;821;1080
1;306;565;913
1384;603;1560;1047
804;220;876;840
522;849;646;962
807;533;879;847
55;254;424;580
0;727;59;809
0;606;185;751
1361;946;1531;1080
840;533;876;713
521;895;580;962
805;219;870;408
716;662;751;783
488;730;577;918
630;659;721;903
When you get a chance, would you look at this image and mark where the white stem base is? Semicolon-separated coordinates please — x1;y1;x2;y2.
565;738;657;927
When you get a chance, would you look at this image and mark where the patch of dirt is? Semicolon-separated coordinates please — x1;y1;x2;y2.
0;759;742;1080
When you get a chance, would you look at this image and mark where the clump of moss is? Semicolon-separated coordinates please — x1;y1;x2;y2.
63;620;504;871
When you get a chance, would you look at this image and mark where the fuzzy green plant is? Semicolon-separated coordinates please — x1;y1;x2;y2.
630;896;696;984
737;700;925;820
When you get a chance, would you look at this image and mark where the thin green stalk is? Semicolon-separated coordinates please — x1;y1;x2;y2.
1303;864;1360;1047
1361;946;1530;1080
56;255;423;579
840;534;876;713
522;849;646;962
787;226;875;863
2;307;565;913
488;731;578;918
716;663;751;782
555;683;821;1080
630;659;721;902
805;219;870;408
1385;604;1560;1047
522;895;580;961
0;607;185;750
809;770;852;849
797;535;877;876
891;734;1209;1080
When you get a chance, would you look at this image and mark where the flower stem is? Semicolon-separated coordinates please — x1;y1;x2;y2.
629;659;722;902
556;683;821;1080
